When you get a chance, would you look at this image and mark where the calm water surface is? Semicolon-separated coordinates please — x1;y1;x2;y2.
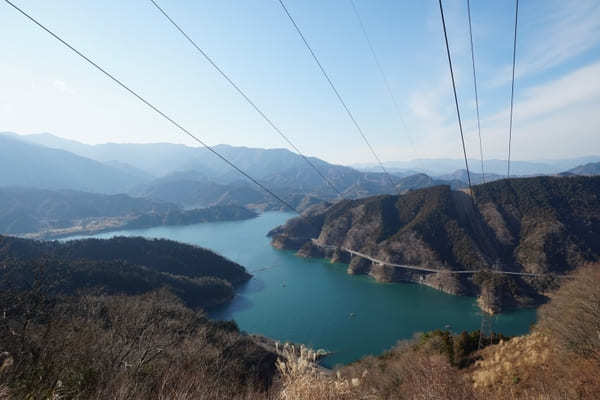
66;211;537;367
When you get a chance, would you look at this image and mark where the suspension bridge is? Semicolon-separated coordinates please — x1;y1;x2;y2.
311;239;564;278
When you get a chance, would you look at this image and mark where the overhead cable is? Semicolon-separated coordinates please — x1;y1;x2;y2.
507;0;519;177
438;0;474;195
277;0;396;189
148;0;343;197
3;0;301;214
466;0;486;183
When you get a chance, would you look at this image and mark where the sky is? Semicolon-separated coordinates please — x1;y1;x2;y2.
1;0;599;166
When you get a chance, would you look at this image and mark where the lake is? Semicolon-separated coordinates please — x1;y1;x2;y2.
65;211;537;367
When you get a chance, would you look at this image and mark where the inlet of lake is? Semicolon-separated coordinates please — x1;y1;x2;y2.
65;211;537;367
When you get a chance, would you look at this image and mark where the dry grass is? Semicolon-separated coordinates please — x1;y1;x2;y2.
471;332;600;399
537;263;600;362
472;333;551;389
276;343;364;400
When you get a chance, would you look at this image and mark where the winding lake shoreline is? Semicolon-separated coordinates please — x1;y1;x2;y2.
64;211;537;367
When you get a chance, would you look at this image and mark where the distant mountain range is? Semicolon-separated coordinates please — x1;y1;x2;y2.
561;162;600;176
354;156;600;176
0;135;148;193
1;131;598;215
0;186;256;238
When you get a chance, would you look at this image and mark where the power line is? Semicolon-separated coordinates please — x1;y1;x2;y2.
147;0;343;198
277;0;396;189
507;0;519;178
2;0;302;215
437;0;473;196
348;0;421;167
466;0;485;184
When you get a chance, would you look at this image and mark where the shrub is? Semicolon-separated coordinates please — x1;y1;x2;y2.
537;263;600;362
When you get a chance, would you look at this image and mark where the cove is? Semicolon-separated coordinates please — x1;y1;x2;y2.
64;211;537;367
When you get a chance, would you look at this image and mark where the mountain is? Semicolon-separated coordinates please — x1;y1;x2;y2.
395;173;465;192
133;170;467;212
4;132;196;176
269;176;600;312
0;234;251;308
437;169;505;185
8;132;454;197
0;187;256;238
0;233;281;397
562;161;600;176
354;157;600;176
0;135;149;193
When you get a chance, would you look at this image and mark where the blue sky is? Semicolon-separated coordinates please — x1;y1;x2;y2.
1;0;599;165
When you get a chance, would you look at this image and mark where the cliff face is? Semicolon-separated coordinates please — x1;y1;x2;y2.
268;176;600;312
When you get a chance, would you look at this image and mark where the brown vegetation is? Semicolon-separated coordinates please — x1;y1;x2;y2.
536;263;600;362
0;289;276;399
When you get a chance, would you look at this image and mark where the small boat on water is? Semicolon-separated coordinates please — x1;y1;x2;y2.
348;312;356;318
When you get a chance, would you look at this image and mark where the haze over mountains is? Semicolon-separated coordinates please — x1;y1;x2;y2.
0;135;145;194
353;156;600;176
1;131;599;238
4;131;599;190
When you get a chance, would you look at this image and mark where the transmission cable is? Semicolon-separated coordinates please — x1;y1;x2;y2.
348;0;422;171
466;0;485;183
507;0;519;177
438;0;473;196
147;0;343;198
277;0;396;189
2;0;303;215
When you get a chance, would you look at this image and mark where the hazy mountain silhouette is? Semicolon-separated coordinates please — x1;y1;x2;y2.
0;135;148;193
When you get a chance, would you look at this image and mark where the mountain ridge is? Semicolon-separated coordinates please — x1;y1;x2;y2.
269;175;600;312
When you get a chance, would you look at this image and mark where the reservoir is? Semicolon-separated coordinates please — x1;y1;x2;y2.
66;211;537;367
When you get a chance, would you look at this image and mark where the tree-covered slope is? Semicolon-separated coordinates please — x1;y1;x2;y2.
0;235;252;308
269;176;600;311
0;187;257;237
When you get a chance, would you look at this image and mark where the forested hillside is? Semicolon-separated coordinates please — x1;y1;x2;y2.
0;235;251;308
269;176;600;312
0;187;256;238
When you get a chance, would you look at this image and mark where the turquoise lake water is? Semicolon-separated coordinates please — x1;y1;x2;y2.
66;211;537;367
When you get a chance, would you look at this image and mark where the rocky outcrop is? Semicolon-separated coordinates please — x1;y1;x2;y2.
297;241;326;258
347;256;371;275
424;272;473;296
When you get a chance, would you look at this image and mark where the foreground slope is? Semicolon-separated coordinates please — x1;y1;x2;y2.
269;176;600;311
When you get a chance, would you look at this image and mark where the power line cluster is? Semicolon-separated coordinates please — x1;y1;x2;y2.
437;0;520;347
438;0;520;189
6;0;539;348
507;0;520;177
277;0;396;189
147;0;344;199
437;0;474;195
5;0;522;268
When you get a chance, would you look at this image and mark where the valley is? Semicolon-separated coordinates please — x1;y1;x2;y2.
59;211;537;367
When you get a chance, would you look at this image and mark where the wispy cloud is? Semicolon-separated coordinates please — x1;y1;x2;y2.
490;0;600;87
406;58;600;161
486;60;600;124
